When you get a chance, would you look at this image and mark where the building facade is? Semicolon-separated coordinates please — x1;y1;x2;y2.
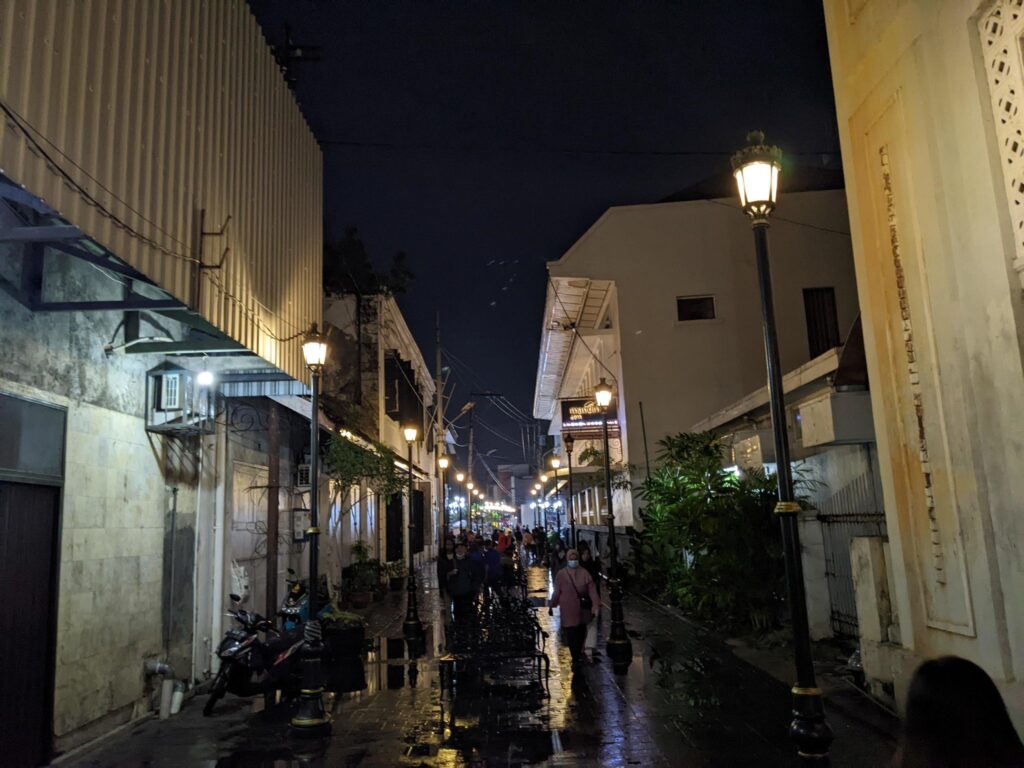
533;187;859;553
823;0;1024;727
322;294;439;575
0;3;322;762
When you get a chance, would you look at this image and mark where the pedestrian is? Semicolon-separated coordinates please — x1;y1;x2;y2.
496;529;511;553
437;544;455;594
551;538;567;575
894;655;1024;768
446;543;478;623
522;528;534;564
579;546;603;660
482;539;502;598
548;548;600;669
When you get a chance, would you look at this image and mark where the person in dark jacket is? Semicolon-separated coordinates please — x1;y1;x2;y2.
446;543;478;623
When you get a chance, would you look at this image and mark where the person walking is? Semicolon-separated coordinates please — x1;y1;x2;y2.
548;549;600;669
522;528;534;564
579;546;603;660
894;655;1024;768
446;543;479;623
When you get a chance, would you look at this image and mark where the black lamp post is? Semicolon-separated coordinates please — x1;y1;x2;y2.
564;434;577;548
455;472;465;535
291;325;330;737
550;459;563;539
403;426;423;642
732;131;832;763
594;377;632;672
438;455;450;546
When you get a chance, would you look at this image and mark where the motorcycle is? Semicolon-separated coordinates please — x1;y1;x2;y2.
204;593;305;716
279;569;331;632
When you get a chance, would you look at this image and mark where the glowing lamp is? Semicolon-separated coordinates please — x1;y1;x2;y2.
403;426;418;443
594;378;613;408
302;324;328;372
731;131;781;221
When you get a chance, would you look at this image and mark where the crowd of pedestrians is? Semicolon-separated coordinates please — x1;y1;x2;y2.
437;522;605;671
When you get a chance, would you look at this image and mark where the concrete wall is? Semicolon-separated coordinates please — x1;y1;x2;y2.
550;190;859;493
824;0;1024;728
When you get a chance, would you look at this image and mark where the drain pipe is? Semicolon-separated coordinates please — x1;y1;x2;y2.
144;660;176;719
166;487;179;661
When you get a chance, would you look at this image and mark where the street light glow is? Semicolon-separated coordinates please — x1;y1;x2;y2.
438;456;450;470
196;370;214;388
456;471;465;482
731;131;781;220
302;324;328;372
551;457;560;469
403;425;418;442
595;377;613;408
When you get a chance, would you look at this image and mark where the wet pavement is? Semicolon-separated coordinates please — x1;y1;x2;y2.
61;564;897;767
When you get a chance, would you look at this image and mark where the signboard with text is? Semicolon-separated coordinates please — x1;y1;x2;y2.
560;396;619;439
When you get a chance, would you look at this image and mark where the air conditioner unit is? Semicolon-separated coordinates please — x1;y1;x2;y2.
295;464;311;489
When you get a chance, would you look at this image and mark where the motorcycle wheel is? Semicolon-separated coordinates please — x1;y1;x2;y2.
203;665;230;717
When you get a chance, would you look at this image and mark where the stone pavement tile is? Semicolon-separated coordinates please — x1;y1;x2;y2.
65;562;895;767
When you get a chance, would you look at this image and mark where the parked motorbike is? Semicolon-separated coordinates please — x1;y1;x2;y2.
279;568;331;631
203;594;305;716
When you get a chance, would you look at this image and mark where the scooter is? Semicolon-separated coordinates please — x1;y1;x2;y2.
203;594;305;716
279;568;331;631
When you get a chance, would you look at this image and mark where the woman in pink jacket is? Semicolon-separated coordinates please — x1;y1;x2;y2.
549;549;601;667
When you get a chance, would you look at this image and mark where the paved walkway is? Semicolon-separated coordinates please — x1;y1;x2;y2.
63;565;897;767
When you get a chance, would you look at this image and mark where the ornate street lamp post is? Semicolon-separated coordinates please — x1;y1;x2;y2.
438;455;450;546
564;434;577;547
595;377;632;672
291;325;330;737
403;425;423;642
550;458;563;540
732;131;832;764
467;481;475;533
455;471;465;534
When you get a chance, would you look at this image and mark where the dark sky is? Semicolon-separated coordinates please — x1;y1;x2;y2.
247;0;840;468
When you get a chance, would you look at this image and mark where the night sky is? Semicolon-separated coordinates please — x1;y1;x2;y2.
247;0;840;467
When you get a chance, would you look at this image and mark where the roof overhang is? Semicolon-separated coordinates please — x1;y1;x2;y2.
532;275;612;419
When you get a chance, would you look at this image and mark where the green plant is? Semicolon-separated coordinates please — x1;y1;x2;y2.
633;432;787;631
351;539;371;564
383;560;407;579
347;559;381;592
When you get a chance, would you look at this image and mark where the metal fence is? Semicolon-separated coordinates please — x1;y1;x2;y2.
816;471;886;639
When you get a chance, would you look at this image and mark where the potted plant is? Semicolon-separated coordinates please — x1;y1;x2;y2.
384;559;407;591
343;540;380;608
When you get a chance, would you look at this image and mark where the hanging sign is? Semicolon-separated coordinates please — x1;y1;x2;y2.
560;397;618;437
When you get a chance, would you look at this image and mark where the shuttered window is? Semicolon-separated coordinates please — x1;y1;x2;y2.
803;287;841;358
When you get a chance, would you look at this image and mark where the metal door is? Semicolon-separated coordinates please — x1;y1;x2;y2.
0;481;60;766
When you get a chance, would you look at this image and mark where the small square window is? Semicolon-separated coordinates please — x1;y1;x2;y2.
676;295;716;322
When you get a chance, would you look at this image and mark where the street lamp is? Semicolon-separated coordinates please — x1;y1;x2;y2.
595;377;632;672
550;456;563;539
438;455;450;546
403;425;423;643
455;472;466;534
564;434;576;547
291;324;330;737
733;131;832;763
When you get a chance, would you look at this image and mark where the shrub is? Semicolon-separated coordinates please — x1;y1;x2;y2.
633;432;786;631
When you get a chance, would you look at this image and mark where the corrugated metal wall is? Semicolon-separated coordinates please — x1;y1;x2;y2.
0;0;322;383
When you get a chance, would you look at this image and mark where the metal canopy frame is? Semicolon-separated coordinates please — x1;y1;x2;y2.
0;173;246;355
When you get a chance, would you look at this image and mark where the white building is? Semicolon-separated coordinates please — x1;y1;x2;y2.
823;0;1024;728
322;294;439;573
533;178;860;555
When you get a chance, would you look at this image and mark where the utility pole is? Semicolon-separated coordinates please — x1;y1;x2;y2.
435;313;445;546
467;407;475;532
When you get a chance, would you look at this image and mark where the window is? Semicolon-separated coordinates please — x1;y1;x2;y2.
159;373;181;411
803;287;841;358
676;295;716;322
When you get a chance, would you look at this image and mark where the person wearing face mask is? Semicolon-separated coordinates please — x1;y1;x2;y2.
548;548;600;668
447;543;477;623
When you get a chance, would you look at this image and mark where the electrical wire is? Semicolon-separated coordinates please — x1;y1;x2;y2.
547;275;620;386
320;136;841;159
475;416;526;449
703;198;851;237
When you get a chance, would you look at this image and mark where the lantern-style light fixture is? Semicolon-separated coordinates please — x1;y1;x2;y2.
456;471;465;483
534;483;541;491
594;377;614;408
403;425;418;443
467;481;475;491
302;324;328;372
551;457;560;470
197;370;214;388
540;473;549;483
531;488;538;496
730;130;782;222
438;456;450;470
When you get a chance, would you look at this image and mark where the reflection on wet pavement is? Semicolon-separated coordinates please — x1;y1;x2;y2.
67;566;894;767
